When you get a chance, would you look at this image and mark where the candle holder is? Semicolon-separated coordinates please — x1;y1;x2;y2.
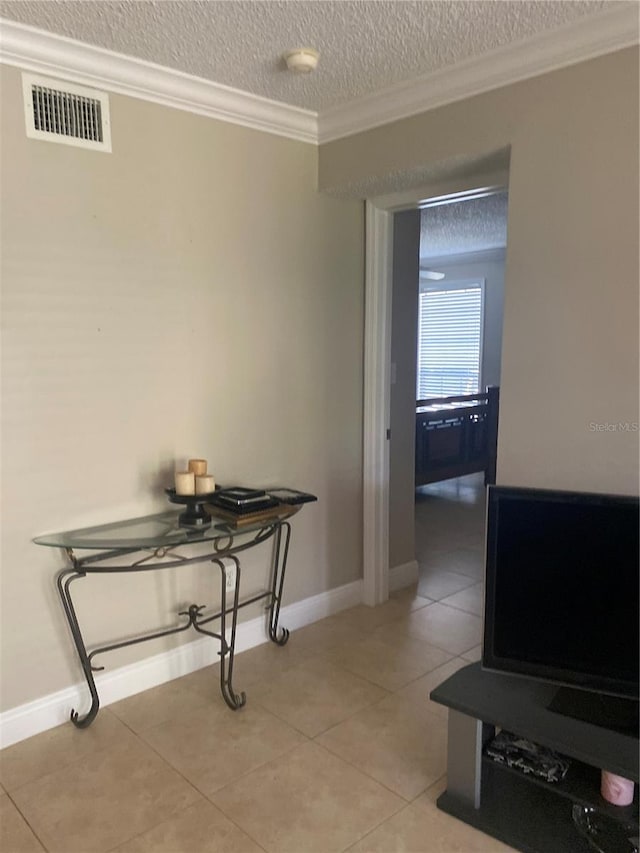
165;488;215;528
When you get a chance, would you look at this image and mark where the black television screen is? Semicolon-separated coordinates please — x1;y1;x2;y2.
483;486;639;706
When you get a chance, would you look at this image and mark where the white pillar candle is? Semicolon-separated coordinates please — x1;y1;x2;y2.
175;470;195;495
195;474;215;495
188;459;207;476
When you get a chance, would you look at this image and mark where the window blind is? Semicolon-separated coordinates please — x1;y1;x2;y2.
417;284;482;399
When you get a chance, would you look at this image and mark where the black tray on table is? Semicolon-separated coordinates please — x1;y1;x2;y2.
165;487;218;528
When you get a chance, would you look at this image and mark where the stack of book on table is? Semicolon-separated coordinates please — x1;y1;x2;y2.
207;487;317;527
207;488;287;527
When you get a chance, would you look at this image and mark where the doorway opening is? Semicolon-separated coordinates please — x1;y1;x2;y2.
413;190;508;613
362;171;509;607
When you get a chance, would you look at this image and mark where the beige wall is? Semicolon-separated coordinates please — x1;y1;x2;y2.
321;47;639;495
0;64;364;712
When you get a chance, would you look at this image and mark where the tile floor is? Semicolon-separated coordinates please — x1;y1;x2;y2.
1;474;515;853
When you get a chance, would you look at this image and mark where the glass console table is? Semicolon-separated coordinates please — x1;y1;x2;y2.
34;505;304;728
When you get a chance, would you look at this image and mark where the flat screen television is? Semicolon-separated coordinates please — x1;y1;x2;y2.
482;485;639;731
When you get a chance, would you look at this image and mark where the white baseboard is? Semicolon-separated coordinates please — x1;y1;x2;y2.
388;559;419;592
0;578;363;749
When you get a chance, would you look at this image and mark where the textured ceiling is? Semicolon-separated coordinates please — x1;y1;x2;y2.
0;0;615;111
1;3;598;244
420;192;509;262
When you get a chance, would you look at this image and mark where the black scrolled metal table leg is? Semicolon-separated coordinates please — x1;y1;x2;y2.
56;568;100;728
268;522;291;646
213;555;246;710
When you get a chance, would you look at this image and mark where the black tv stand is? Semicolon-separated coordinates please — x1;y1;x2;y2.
548;686;640;736
430;663;639;853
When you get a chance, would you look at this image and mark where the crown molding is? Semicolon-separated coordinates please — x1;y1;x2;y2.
318;4;640;143
0;19;318;144
1;5;637;147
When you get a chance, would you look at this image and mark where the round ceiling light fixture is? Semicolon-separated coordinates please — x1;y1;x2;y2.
283;48;320;74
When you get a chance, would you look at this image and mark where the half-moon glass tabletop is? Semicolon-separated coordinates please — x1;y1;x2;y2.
33;506;298;550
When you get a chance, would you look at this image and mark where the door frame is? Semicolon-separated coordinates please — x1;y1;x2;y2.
363;176;508;606
362;200;393;606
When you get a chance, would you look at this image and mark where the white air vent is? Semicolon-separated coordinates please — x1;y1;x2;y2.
22;73;111;152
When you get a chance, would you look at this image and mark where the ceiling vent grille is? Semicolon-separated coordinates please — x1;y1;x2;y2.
22;73;111;152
